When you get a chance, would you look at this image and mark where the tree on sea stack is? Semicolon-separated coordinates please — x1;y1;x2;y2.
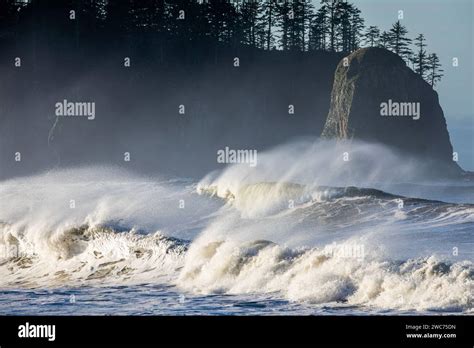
363;26;380;47
426;53;444;87
378;31;391;49
412;34;429;78
388;20;412;62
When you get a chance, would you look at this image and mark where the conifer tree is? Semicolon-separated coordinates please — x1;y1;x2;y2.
378;31;391;49
259;0;277;50
276;1;292;51
412;33;429;77
309;6;328;51
388;20;412;61
347;3;364;51
321;0;341;52
363;25;380;47
426;53;444;87
239;1;260;47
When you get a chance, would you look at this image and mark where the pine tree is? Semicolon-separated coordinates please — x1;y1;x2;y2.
321;0;341;52
276;1;292;50
348;4;364;51
287;0;305;51
259;0;277;50
337;1;352;52
412;33;429;77
378;31;391;49
300;0;315;51
239;1;260;47
363;25;380;47
388;20;412;61
205;1;238;43
286;0;314;51
319;0;363;53
309;6;328;51
426;53;444;87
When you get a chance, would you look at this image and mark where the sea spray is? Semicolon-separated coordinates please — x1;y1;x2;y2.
0;141;473;313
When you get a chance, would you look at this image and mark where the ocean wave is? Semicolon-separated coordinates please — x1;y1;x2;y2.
177;239;474;312
2;220;471;312
0;161;472;313
0;224;187;288
197;181;474;226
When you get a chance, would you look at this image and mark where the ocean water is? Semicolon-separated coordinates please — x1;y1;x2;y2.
0;140;472;315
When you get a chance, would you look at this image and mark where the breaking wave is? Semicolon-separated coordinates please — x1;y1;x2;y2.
0;167;211;287
0;224;187;288
0;139;473;313
178;239;473;312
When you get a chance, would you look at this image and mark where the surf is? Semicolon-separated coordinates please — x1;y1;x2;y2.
0;139;472;314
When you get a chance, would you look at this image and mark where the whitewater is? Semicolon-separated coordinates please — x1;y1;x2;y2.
0;140;472;315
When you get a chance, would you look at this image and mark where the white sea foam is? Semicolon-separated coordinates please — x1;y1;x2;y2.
0;167;215;287
177;238;473;311
0;140;472;313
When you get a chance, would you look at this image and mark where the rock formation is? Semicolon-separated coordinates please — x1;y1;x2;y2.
322;47;461;175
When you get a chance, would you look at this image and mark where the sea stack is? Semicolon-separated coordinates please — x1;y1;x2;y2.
322;47;461;176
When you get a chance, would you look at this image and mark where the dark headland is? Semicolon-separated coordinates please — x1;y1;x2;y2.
322;47;463;178
0;1;468;180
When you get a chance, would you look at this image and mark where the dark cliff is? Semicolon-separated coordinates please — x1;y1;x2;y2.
0;38;463;179
0;37;342;179
322;47;461;176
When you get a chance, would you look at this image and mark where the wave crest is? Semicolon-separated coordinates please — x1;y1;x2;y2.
0;224;187;287
178;239;474;312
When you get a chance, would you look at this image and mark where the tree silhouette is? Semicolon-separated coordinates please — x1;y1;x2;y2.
259;0;277;50
309;6;328;51
239;1;260;47
388;20;412;62
3;0;445;77
378;31;391;49
363;25;380;47
318;0;363;53
300;0;315;51
412;33;429;78
205;1;228;42
321;0;341;52
276;1;292;51
337;1;352;52
426;53;444;87
291;0;315;51
287;0;305;51
347;3;364;51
